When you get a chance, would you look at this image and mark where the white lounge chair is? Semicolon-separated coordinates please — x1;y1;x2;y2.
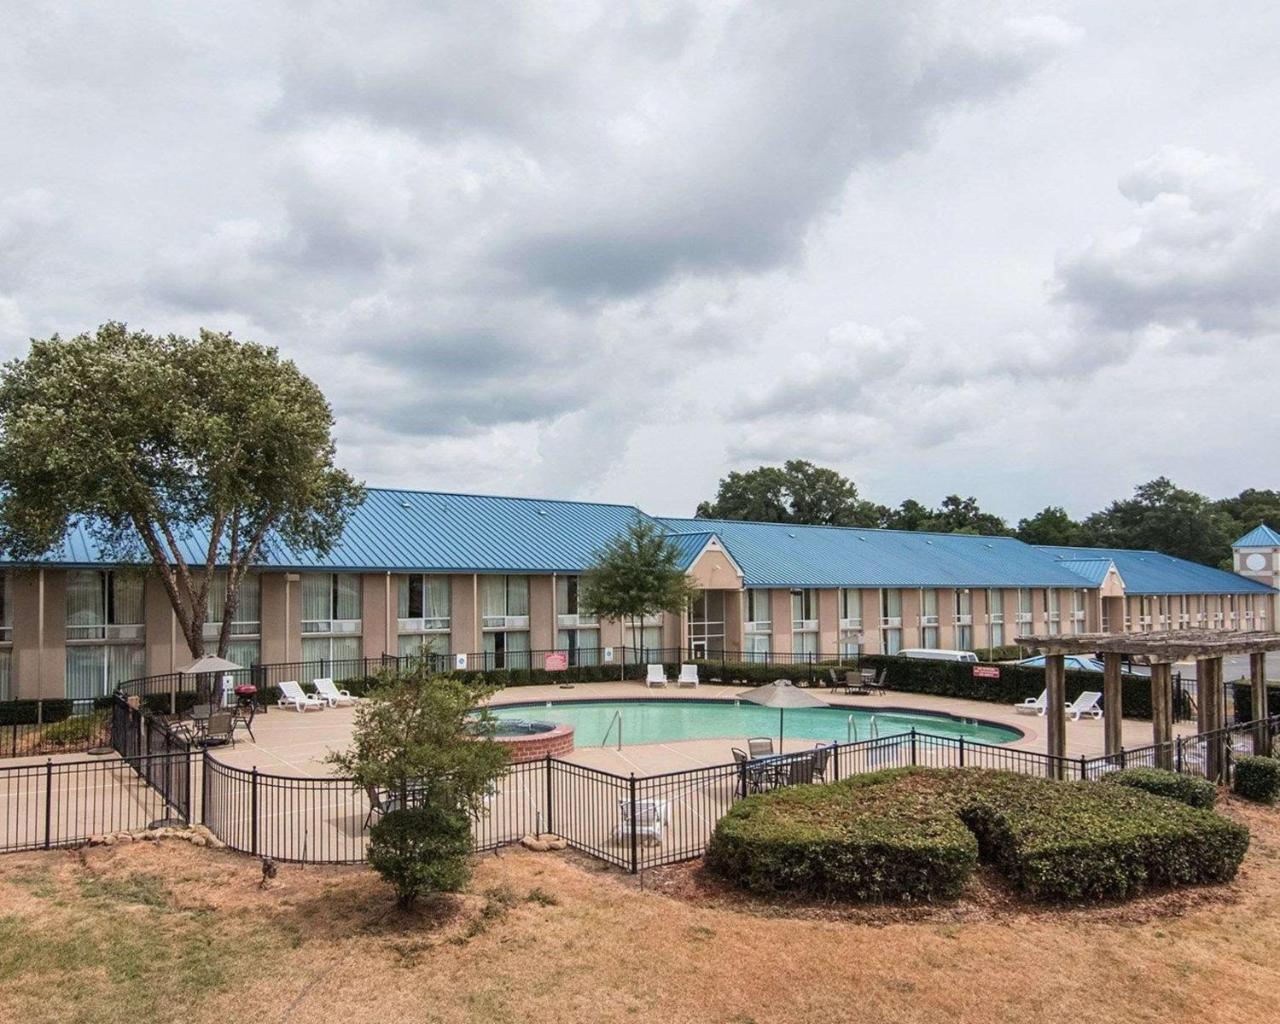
1014;690;1047;716
645;664;668;688
614;797;667;846
676;664;699;688
313;677;357;707
1065;691;1103;722
277;679;325;713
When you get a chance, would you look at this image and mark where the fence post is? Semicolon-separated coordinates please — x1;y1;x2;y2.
43;758;53;849
37;699;44;727
628;774;638;875
1119;746;1127;770
544;754;553;837
832;742;841;781
1079;754;1087;781
807;654;813;687
251;767;260;857
1176;737;1183;774
201;749;210;826
958;735;964;768
910;728;917;766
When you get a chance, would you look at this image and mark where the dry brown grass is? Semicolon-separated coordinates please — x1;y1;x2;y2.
2;797;1280;1024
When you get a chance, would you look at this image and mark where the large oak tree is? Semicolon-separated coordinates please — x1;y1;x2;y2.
0;323;364;661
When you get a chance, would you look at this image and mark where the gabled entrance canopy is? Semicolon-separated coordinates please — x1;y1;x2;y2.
1017;630;1280;777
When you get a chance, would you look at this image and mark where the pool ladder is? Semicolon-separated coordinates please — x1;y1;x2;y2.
602;709;623;751
847;715;880;744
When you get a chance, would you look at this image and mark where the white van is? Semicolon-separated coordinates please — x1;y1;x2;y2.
899;648;979;664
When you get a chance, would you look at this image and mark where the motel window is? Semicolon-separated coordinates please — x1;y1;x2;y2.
955;590;973;651
397;574;451;664
987;589;1004;648
791;589;818;656
839;588;862;656
555;574;598;665
745;590;771;632
1071;591;1086;634
1045;590;1060;635
881;588;902;655
555;575;597;625
921;589;939;649
202;571;262;668
747;632;772;663
300;573;363;681
480;575;531;669
65;570;146;700
1017;588;1032;623
0;573;10;701
556;627;599;667
690;591;726;659
627;625;663;662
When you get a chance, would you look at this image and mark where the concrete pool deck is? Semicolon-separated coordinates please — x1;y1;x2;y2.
210;682;1200;778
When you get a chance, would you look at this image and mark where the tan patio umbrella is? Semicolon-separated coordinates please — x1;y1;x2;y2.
736;679;829;750
178;655;243;704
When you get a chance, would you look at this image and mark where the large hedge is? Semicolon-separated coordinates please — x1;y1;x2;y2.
1101;767;1217;809
1230;682;1280;723
1232;756;1280;804
860;654;1177;721
707;768;1248;904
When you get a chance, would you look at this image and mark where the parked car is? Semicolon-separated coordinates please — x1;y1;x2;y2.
899;648;979;663
1016;654;1105;672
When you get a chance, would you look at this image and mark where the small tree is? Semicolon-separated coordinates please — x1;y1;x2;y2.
577;518;699;678
326;666;508;908
0;323;364;662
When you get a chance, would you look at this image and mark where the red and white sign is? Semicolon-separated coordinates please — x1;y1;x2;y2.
972;665;1000;679
544;653;568;672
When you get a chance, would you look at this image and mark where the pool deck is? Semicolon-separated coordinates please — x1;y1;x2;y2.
209;683;1198;779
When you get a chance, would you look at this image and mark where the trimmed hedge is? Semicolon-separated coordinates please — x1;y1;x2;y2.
1232;756;1280;804
707;768;1249;904
1230;682;1280;722
705;768;978;903
1101;767;1216;809
860;654;1176;721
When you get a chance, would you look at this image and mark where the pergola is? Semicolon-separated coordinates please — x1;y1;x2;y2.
1015;629;1280;778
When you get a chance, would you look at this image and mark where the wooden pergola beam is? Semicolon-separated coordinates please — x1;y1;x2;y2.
1016;629;1280;660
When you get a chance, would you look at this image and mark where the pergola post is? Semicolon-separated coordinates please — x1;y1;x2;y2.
1103;652;1123;757
1150;662;1173;770
1044;652;1067;779
1204;656;1225;783
1195;658;1211;733
1251;651;1271;757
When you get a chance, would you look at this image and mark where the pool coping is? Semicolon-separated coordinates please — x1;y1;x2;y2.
487;694;1026;745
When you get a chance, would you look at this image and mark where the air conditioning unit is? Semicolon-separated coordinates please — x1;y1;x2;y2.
330;619;361;635
838;618;860;630
557;613;581;628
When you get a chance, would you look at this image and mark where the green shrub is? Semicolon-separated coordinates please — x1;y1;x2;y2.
368;806;475;909
36;710;109;749
1232;755;1280;804
1230;682;1280;723
706;769;977;903
706;768;1249;905
860;654;1171;721
0;699;75;726
1101;767;1217;809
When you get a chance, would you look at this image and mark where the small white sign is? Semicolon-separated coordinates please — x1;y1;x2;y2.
603;646;614;663
455;653;468;670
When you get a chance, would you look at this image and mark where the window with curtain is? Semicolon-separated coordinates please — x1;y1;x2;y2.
745;590;771;630
627;625;663;659
481;575;529;624
483;629;530;670
1017;588;1032;621
397;574;450;629
302;573;362;632
921;589;939;623
955;589;972;619
840;589;861;626
882;627;902;655
64;571;145;699
987;589;1004;624
881;588;902;622
956;624;973;651
790;589;816;626
747;633;771;662
204;572;261;636
557;628;599;666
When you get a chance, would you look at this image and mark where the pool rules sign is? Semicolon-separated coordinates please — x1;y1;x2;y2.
544;652;568;672
973;665;1000;679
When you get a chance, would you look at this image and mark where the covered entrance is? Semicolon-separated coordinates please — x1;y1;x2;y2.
688;590;726;659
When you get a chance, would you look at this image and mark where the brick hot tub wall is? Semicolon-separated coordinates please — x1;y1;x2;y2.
494;723;575;762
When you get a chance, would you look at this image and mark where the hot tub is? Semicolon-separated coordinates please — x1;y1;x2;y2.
490;719;574;761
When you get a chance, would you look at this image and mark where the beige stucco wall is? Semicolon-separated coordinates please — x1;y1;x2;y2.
449;574;478;659
817;588;839;652
861;589;882;654
259;572;300;664
360;573;391;659
144;573;180;675
528;575;555;652
686;545;743;590
768;589;793;656
899;588;922;649
937;588;957;649
970;588;988;649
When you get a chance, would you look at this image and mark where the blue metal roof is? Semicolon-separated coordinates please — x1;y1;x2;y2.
5;489;656;574
659;518;1090;589
666;531;718;571
1053;557;1116;587
1233;524;1280;548
1036;545;1273;595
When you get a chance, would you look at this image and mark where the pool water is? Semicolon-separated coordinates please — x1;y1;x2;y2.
488;699;1021;747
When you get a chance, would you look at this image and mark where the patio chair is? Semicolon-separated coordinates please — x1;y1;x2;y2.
869;668;888;694
645;664;668;688
783;753;816;786
747;736;774;758
675;664;699;688
313;677;358;707
363;784;389;829
199;710;236;747
1065;691;1103;722
1014;690;1047;716
732;747;770;793
811;742;834;782
277;679;325;713
614;797;667;847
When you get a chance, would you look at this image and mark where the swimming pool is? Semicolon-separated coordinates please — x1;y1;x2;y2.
488;699;1021;747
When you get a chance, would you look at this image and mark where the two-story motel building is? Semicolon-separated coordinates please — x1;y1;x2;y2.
1;491;1276;701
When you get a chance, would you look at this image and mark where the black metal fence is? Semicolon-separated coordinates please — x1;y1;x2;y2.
0;698;113;758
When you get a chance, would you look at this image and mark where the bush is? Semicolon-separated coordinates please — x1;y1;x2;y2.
36;710;109;749
368;805;475;908
706;769;978;903
1230;682;1280;723
1101;767;1217;809
1232;755;1280;804
707;768;1249;904
859;654;1172;721
0;698;75;725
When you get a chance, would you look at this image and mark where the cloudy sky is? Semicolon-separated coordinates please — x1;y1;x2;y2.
3;1;1278;520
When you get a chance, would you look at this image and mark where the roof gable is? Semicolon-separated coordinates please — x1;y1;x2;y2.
1036;544;1274;595
1233;524;1280;548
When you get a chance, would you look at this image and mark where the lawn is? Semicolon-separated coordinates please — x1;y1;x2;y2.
1;798;1279;1024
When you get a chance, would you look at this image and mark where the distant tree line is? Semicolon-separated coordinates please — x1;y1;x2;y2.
694;461;1280;569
